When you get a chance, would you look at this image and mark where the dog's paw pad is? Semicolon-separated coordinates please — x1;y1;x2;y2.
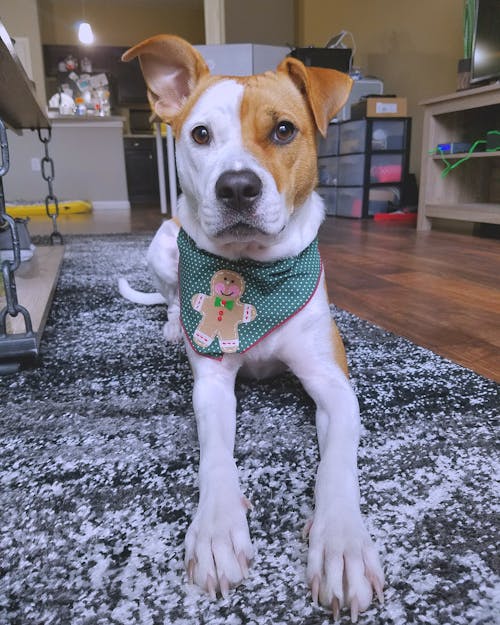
184;496;254;597
306;513;384;619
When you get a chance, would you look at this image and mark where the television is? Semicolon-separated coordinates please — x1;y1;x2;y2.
470;0;500;84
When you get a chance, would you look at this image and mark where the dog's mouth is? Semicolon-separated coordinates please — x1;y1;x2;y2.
216;223;267;240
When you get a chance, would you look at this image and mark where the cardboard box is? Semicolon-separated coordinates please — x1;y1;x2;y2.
350;96;407;119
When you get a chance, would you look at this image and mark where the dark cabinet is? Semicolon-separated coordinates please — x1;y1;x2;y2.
124;137;165;206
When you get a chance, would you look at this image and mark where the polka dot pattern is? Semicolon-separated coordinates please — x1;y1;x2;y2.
178;229;322;358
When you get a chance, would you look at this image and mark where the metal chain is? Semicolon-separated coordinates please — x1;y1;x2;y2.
37;127;63;245
0;119;34;338
0;119;10;178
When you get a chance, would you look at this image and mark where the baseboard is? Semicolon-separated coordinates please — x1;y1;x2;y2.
474;223;500;239
91;201;130;210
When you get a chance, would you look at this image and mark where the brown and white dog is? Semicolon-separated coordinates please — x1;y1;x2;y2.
120;35;384;622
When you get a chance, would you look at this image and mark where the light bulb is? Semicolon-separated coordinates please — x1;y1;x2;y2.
78;22;94;45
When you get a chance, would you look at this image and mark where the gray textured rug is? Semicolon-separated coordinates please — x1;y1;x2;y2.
0;233;498;625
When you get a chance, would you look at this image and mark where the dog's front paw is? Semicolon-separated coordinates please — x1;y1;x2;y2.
162;317;183;342
306;511;384;622
184;495;254;598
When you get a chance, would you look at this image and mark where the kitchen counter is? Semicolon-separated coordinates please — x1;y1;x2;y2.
5;115;129;209
123;133;156;139
48;114;126;126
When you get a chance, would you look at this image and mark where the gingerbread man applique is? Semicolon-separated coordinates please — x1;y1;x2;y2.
191;269;257;353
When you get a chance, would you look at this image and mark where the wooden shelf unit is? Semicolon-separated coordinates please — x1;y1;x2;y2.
417;83;500;231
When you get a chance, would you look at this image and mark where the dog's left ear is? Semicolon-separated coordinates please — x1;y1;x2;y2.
277;57;353;137
122;34;210;123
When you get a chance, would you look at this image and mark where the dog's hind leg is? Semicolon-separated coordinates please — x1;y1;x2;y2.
184;354;254;597
146;219;183;342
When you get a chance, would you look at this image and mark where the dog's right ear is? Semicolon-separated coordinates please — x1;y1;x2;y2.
122;34;210;124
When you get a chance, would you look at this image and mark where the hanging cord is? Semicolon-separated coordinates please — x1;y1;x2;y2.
37;127;63;245
486;130;500;151
325;30;357;74
430;139;488;178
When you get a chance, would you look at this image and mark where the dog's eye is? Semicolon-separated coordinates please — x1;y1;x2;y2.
191;125;210;145
272;121;296;144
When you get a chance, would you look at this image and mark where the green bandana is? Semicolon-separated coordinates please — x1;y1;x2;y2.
177;228;322;359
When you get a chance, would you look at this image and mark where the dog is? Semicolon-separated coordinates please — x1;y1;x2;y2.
120;35;384;622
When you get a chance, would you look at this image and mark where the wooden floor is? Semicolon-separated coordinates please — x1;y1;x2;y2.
318;218;500;383
28;206;500;382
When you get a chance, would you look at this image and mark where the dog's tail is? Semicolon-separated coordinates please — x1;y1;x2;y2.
118;277;166;305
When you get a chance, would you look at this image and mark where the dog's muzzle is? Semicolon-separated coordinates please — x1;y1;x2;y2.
215;169;262;213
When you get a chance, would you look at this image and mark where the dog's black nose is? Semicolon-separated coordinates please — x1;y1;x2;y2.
215;169;262;211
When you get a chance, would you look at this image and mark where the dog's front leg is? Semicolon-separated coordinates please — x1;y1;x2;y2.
184;356;254;598
291;358;384;621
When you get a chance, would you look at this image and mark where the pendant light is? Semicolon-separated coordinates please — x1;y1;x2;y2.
77;0;94;45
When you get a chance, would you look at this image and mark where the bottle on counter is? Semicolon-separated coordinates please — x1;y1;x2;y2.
95;88;111;116
81;57;92;73
74;96;86;116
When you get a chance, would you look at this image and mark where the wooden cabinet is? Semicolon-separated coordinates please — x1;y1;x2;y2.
317;117;411;218
417;83;500;231
124;137;164;206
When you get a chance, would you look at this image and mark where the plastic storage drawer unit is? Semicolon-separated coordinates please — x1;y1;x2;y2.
367;187;401;215
318;156;338;186
339;119;407;154
337;186;401;218
339;120;366;154
318;123;339;156
371;120;406;150
370;153;404;183
318;116;411;219
338;154;365;186
337;187;363;218
317;186;337;215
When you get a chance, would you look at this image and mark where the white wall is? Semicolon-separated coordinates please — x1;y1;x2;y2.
296;0;464;180
224;0;295;46
0;0;47;105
